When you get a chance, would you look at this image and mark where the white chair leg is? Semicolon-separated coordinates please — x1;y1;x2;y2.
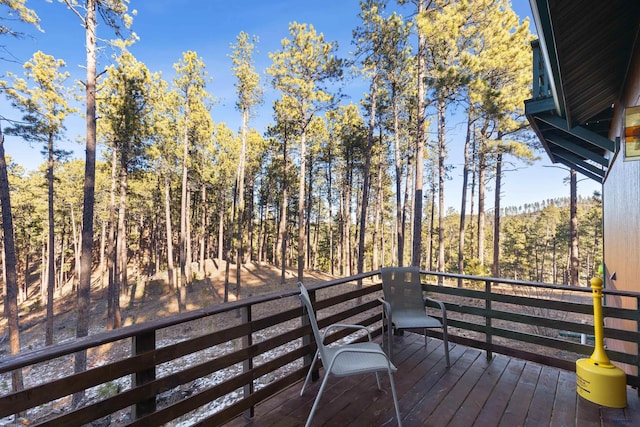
387;368;402;427
305;371;331;427
388;325;394;363
300;350;320;396
443;330;450;368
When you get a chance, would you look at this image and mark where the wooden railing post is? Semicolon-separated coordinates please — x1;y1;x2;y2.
243;305;254;419
132;330;156;419
485;280;493;360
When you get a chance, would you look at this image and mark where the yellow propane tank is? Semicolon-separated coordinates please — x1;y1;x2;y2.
576;277;627;408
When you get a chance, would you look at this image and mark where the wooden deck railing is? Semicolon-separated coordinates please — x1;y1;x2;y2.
0;270;638;425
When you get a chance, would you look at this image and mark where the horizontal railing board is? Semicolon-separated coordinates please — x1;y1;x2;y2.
2;270;639;426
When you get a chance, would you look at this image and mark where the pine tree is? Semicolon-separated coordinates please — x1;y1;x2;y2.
2;51;75;345
267;22;343;281
230;32;262;296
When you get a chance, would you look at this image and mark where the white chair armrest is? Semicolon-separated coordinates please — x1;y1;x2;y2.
322;323;373;342
424;296;447;327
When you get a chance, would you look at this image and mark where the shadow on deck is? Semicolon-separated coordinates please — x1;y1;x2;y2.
228;333;640;426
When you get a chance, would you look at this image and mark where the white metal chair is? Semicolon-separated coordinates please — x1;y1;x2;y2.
379;266;450;367
298;281;402;427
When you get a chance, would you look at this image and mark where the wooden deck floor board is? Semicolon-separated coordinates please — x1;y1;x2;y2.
447;354;510;427
227;333;640;427
549;369;578;427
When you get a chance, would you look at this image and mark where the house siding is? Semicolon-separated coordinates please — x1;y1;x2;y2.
602;40;640;372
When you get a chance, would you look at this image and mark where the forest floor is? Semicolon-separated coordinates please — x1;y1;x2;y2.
1;259;335;357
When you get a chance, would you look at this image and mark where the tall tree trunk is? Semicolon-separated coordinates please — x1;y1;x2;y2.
106;148;117;330
277;134;288;284
477;150;487;266
327;158;334;276
71;206;80;290
569;169;579;285
46;132;55;345
492;152;503;277
403;158;412;267
412;0;427;267
392;85;404;266
357;67;378;278
99;220;106;288
358;67;376;277
0;125;24;395
217;194;224;268
58;228;66;297
344;166;353;275
437;97;446;282
248;181;255;262
297;130;307;281
163;173;175;295
178;115;189;310
306;157;313;269
236;108;246;296
428;181;436;271
186;184;192;281
469;131;477;260
372;142;383;269
115;162;127;328
199;184;206;277
75;0;97;404
458;113;473;286
40;233;46;302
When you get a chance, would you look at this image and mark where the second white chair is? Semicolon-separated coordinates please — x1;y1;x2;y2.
298;281;402;427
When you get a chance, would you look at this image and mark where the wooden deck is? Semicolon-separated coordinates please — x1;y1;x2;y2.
228;332;640;426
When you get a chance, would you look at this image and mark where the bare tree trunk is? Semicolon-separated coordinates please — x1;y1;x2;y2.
114;163;127;328
437;97;446;282
236;108;247;296
569;169;579;285
469;130;477;260
344;167;352;275
392;86;404;267
99;220;106;288
163;173;175;295
0;125;24;395
277;136;288;284
297;131;307;281
306;157;313;270
41;233;46;302
186;183;192;283
412;0;427;267
492;152;503;277
248;182;255;262
179;114;189;308
199;184;206;277
106;148;117;330
358;67;377;277
71;206;80;290
372;144;383;270
477;149;487;266
218;195;224;267
403;158;412;267
458;113;473;286
46;133;55;344
74;0;98;405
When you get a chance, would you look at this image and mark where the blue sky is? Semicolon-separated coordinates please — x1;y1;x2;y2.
1;0;601;210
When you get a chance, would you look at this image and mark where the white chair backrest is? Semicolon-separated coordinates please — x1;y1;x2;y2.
298;282;328;362
381;266;425;312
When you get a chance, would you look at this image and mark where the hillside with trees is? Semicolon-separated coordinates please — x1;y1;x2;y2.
0;0;601;382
